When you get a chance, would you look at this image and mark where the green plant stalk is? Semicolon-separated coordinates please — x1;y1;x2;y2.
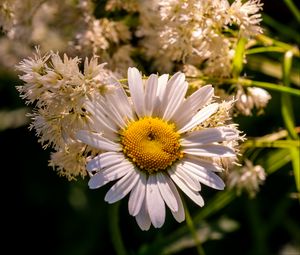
284;0;300;23
255;34;300;57
232;37;247;78
108;202;128;255
281;51;300;197
183;200;206;255
246;46;286;55
243;139;300;149
262;14;300;43
188;77;300;97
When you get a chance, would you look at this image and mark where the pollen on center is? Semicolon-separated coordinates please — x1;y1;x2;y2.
120;117;183;174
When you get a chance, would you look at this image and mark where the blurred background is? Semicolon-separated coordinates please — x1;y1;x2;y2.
0;0;299;254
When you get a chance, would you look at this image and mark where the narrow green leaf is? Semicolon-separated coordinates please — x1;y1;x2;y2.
257;149;291;174
246;46;286;55
262;14;300;43
243;139;300;148
290;147;300;191
284;0;300;23
232;38;247;78
281;50;300;197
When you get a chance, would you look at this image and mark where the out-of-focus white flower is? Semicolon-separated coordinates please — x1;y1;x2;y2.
227;159;266;197
236;87;271;115
248;87;272;110
105;0;139;12
77;67;241;230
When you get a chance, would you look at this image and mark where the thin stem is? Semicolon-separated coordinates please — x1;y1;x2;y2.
246;46;286;55
243;139;300;149
255;34;300;57
188;77;300;97
281;51;300;197
108;202;128;255
262;14;300;43
284;0;300;23
183;199;206;255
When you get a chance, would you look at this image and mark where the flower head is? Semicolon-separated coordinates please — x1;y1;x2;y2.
227;159;266;197
77;67;241;230
236;86;271;115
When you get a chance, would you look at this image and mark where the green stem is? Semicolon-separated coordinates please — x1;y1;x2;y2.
188;77;300;97
139;190;235;255
246;46;286;55
183;199;206;255
281;51;300;199
284;0;300;23
108;202;128;255
262;14;300;43
255;34;300;57
243;139;300;149
232;37;247;78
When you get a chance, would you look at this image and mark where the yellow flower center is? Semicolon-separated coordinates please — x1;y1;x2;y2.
121;117;183;174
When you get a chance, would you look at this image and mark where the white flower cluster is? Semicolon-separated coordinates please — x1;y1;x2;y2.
139;0;263;75
16;49;116;179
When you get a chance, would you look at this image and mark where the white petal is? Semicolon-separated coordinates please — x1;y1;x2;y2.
128;172;147;216
165;176;185;222
171;165;201;191
178;103;219;133
128;67;145;117
185;155;223;172
169;167;204;207
157;74;169;101
180;164;225;190
156;172;178;212
144;74;158;116
172;85;214;128
105;97;130;129
146;174;166;228
85;100;118;140
106;84;135;123
88;172;110;189
88;160;133;189
181;127;239;147
180;159;225;190
183;144;235;157
104;170;139;203
77;130;121;151
152;74;169;116
159;72;185;117
101;160;134;181
135;198;151;231
86;152;125;172
162;79;188;120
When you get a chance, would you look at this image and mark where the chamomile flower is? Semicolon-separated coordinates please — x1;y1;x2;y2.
77;67;240;230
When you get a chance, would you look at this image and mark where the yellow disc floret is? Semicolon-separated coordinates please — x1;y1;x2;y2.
121;117;183;174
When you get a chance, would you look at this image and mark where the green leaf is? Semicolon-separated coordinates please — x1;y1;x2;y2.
232;37;247;78
257;149;291;174
284;0;300;23
281;50;300;197
243;139;300;149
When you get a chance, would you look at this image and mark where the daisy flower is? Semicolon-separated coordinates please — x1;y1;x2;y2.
77;67;240;230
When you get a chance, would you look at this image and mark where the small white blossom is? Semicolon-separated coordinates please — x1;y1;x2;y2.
227;159;266;197
236;87;271;115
